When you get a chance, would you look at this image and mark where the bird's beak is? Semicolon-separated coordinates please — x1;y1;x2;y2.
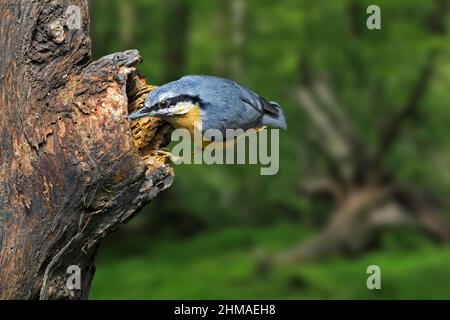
127;109;148;121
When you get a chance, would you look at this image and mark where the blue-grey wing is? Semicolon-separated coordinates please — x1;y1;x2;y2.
177;76;267;139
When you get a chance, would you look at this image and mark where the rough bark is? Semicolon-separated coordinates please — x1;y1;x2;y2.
0;0;173;299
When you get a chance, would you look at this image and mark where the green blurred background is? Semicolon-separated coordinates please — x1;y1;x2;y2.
88;0;450;299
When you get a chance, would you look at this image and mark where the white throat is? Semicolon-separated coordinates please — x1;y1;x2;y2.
172;101;196;115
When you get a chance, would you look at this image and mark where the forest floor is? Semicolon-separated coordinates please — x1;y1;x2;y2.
90;222;450;299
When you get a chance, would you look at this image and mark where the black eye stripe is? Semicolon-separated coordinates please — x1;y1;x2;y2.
156;95;201;109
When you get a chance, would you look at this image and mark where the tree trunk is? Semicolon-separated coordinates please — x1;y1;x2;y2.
163;0;189;82
0;0;173;299
230;0;246;81
212;0;229;76
119;1;136;48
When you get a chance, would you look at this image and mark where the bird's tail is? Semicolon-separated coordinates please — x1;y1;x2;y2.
261;101;287;130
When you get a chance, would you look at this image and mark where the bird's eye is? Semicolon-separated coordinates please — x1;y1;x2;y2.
159;100;169;108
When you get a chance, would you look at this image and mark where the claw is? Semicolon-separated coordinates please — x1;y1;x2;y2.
149;149;183;164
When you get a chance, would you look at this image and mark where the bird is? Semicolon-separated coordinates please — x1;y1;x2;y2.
127;75;287;157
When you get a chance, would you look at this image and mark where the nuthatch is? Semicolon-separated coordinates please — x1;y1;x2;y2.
128;75;287;148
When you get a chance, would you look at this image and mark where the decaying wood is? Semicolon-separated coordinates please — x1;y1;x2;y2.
0;0;173;299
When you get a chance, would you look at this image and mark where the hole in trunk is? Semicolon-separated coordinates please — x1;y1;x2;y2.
125;71;173;158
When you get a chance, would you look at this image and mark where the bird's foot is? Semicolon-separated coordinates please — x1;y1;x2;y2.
149;148;183;164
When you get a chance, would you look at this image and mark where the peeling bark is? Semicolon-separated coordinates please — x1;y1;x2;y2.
0;0;173;299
